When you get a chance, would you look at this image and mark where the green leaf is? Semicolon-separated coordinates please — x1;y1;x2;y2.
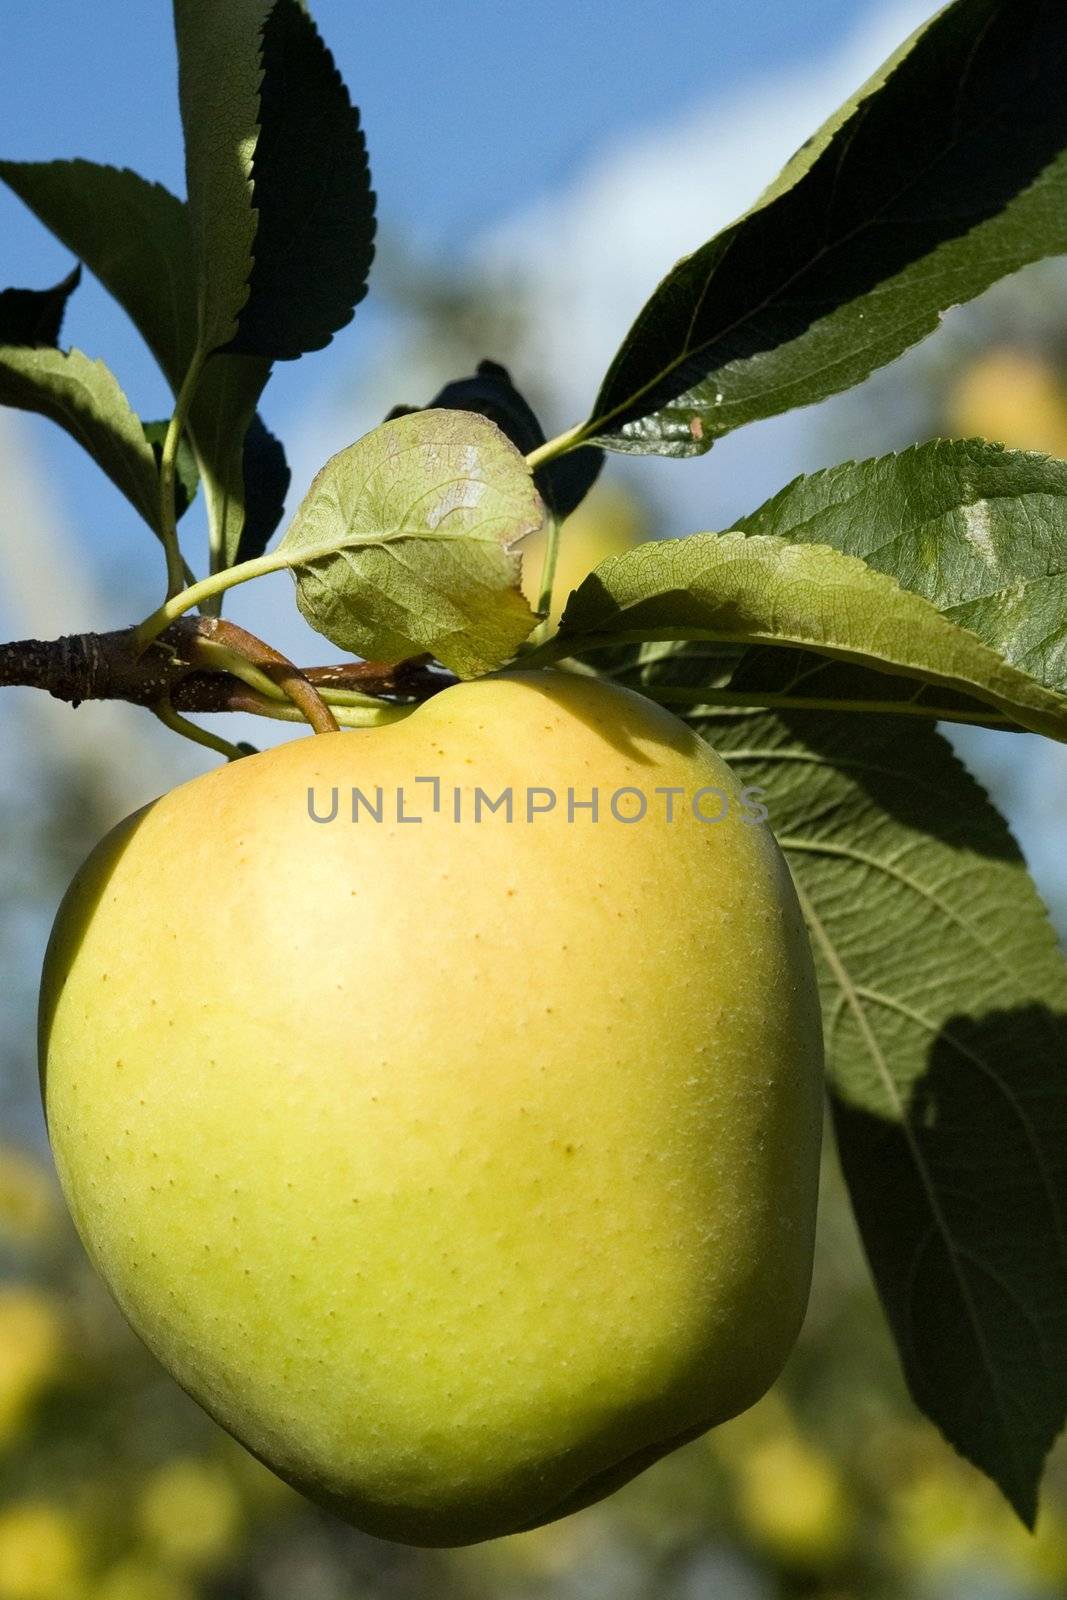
0;156;272;572
0;265;160;532
192;354;273;577
0;264;81;346
536;533;1067;740
0;161;196;385
640;641;1020;732
234;412;290;563
738;440;1067;694
223;0;376;360
390;360;603;520
275;410;543;675
173;0;269;355
143;420;200;520
0;346;161;532
644;663;1067;1522
173;0;368;558
581;0;1067;456
172;0;280;571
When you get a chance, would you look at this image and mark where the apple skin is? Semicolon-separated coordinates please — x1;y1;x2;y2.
39;669;823;1546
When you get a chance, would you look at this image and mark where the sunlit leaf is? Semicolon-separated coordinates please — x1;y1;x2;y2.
276;410;543;674
391;360;603;519
0;156;272;574
534;533;1067;741
0;346;161;533
738;440;1067;693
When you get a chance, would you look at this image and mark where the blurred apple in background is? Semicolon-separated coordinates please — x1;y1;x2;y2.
0;1501;83;1600
0;1288;66;1452
0;1152;61;1253
947;346;1067;455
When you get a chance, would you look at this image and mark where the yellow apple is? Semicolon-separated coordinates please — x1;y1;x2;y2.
137;1459;243;1571
39;668;823;1546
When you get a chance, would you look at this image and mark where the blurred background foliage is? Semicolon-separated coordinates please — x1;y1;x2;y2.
3;2;1067;1592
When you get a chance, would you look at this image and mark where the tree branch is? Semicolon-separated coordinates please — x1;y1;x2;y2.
0;619;453;716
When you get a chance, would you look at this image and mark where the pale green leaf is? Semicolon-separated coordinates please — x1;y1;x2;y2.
0;160;196;387
535;534;1067;741
276;410;544;675
142;419;199;520
0;155;272;573
191;353;272;574
738;440;1067;693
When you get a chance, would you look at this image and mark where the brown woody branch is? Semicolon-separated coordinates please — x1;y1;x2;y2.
0;617;453;716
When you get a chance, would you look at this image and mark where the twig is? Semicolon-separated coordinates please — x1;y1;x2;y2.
0;622;452;716
189;617;340;735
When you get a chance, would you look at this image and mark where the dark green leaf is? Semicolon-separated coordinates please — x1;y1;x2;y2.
275;410;543;674
712;711;1066;1518
534;534;1067;741
172;0;280;573
143;420;200;520
235;412;290;563
223;0;376;360
738;440;1067;694
389;359;603;520
609;644;1067;1521
0;161;195;384
0;155;271;573
190;356;272;578
582;0;1067;456
639;641;1018;732
0;265;81;347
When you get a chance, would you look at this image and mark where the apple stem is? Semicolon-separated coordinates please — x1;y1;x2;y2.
525;424;588;472
154;694;251;761
188;619;341;736
534;512;562;622
158;350;206;600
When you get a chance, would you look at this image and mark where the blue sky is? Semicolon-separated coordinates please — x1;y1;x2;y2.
2;2;866;246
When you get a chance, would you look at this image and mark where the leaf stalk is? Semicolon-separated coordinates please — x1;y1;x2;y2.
158;348;207;597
